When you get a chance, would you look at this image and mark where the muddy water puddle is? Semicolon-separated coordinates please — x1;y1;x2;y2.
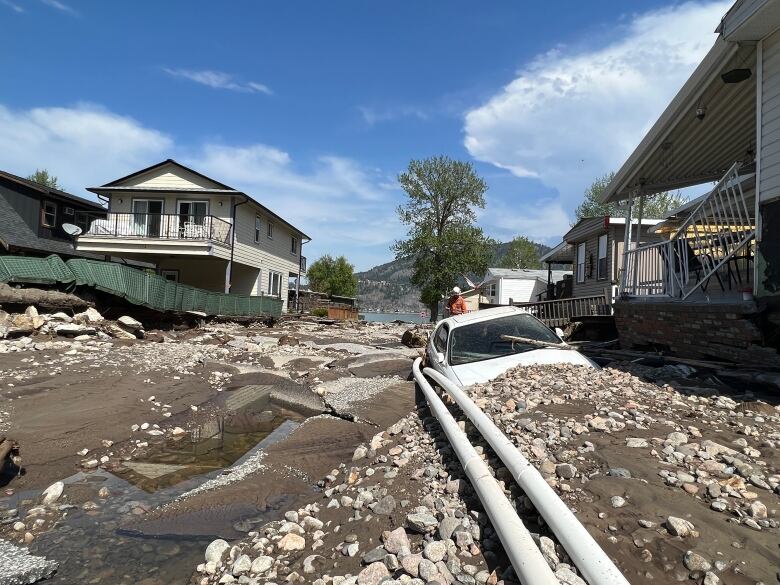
2;387;314;584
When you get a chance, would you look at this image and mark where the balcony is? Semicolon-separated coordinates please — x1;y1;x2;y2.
84;213;232;247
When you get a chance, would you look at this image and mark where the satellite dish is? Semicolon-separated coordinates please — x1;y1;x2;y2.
62;223;83;237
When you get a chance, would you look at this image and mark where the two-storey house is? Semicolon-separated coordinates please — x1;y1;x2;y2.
76;159;308;312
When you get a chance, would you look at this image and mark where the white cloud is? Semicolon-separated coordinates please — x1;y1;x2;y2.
40;0;77;14
0;103;172;193
163;68;273;95
478;195;573;246
2;0;24;13
0;101;401;269
358;105;428;126
464;1;730;211
189;144;404;265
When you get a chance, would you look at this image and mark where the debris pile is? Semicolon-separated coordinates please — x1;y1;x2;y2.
193;412;576;585
464;363;780;583
0;305;147;344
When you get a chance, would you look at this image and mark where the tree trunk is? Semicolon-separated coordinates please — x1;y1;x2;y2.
429;301;438;323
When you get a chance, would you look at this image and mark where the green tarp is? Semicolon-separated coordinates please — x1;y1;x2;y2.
0;255;282;317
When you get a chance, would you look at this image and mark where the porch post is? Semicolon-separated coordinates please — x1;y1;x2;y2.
633;192;645;291
619;191;634;294
224;260;231;294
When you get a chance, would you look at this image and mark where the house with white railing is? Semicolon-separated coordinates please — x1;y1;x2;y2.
76;159;309;312
597;0;780;364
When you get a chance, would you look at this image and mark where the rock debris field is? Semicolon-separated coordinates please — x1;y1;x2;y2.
0;306;777;585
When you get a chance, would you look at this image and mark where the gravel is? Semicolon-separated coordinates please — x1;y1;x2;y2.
0;538;58;585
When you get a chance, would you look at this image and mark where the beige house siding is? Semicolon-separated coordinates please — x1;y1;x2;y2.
760;27;780;203
158;256;228;291
123;166;222;190
232;203;302;312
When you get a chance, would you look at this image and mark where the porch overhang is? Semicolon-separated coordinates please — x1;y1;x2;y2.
601;37;757;204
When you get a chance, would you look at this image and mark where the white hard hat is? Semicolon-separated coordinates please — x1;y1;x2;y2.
452;286;461;294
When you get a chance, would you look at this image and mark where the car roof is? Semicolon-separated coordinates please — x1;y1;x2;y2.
442;306;523;328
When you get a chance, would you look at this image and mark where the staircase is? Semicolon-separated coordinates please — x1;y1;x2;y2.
623;162;756;299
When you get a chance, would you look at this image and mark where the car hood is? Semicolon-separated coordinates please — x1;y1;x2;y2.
451;348;596;386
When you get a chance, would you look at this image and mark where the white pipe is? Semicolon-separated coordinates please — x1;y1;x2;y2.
422;365;631;585
412;359;559;585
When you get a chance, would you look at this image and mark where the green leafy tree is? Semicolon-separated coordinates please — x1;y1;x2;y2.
574;171;688;221
499;236;541;269
307;255;358;297
27;169;62;190
393;156;495;321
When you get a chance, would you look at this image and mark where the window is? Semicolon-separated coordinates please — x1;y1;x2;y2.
255;216;262;243
160;269;179;282
267;222;274;239
487;283;497;297
42;201;57;227
291;236;298;255
63;206;74;216
597;234;608;280
433;324;449;353
576;242;586;283
268;271;282;296
449;314;561;366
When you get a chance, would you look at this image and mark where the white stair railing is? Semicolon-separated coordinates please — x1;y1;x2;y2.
623;161;755;299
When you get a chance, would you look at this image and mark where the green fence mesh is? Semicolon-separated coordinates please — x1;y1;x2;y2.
0;255;283;317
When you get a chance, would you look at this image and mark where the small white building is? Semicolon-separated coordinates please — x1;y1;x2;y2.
482;268;572;305
76;159;309;312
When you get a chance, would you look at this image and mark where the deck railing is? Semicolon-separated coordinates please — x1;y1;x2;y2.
512;294;611;327
84;213;232;246
622;162;755;299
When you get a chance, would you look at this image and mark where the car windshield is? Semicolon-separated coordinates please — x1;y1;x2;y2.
449;313;562;366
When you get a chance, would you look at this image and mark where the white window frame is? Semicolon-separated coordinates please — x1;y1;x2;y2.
42;200;57;227
160;269;179;282
487;283;496;297
576;242;586;283
597;234;608;280
255;215;262;243
267;222;274;239
268;270;282;296
291;236;298;255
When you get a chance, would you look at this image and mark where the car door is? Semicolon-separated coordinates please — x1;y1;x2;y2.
427;323;451;375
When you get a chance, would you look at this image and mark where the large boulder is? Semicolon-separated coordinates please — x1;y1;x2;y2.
74;307;104;324
401;328;428;348
117;315;143;331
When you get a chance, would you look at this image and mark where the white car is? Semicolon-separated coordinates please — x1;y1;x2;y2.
426;306;596;386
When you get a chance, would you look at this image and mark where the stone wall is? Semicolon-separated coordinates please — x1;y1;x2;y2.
613;301;780;366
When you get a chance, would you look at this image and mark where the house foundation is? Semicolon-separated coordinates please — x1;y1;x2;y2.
613;300;780;366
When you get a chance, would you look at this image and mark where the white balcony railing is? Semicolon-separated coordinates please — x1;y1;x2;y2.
84;213;232;246
622;162;755;299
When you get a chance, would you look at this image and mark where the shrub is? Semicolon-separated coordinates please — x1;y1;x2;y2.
310;307;328;318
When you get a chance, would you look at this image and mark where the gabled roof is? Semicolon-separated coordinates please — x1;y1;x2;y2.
89;159;311;240
0;169;105;210
97;159;236;191
539;241;573;264
563;216;663;243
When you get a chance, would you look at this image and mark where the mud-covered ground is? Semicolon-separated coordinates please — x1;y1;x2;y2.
0;312;778;585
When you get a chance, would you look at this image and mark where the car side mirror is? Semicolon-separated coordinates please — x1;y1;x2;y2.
436;352;446;364
555;327;565;341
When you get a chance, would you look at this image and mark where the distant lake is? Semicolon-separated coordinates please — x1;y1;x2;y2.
360;312;427;324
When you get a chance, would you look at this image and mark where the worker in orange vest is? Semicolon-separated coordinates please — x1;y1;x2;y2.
447;286;468;316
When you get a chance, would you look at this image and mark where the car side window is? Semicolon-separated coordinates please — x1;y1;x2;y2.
433;325;449;353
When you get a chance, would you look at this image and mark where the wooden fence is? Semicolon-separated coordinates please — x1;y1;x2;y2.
511;294;611;328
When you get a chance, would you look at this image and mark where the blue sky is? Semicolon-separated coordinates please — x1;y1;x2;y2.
0;0;729;270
